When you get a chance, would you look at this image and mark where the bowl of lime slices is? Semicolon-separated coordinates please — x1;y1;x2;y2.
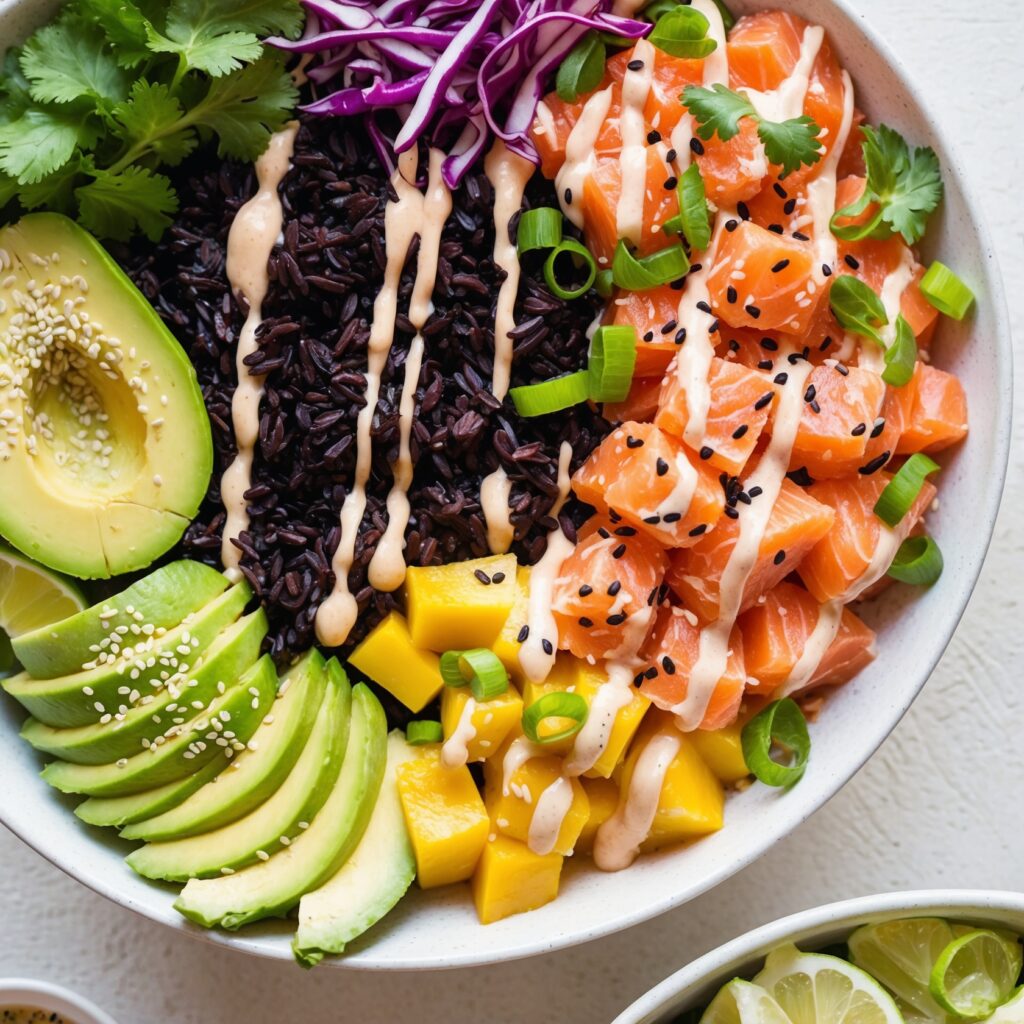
614;891;1024;1024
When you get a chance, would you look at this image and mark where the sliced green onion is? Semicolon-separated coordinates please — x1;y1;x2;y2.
920;261;975;320
407;720;444;745
594;268;614;297
589;324;637;403
543;238;597;299
509;370;591;417
517;207;563;255
648;6;717;59
612;239;689;290
741;698;810;788
882;314;918;387
521;692;589;745
556;32;606;103
438;648;510;701
873;453;940;527
887;535;943;586
829;274;888;345
677;162;712;252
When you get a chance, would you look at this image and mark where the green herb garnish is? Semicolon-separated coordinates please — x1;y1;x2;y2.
0;0;302;240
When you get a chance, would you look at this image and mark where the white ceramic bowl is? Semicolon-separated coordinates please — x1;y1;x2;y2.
0;979;118;1024
614;891;1024;1024
0;0;1012;970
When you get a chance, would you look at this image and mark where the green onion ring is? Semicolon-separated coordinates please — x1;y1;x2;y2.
741;698;810;788
521;692;589;745
516;207;563;255
406;720;444;745
543;238;597;299
439;648;510;701
887;535;944;586
873;453;940;527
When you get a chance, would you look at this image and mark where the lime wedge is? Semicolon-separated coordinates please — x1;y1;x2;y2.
849;917;961;1023
0;543;85;673
700;979;794;1024
929;930;1023;1019
753;944;903;1024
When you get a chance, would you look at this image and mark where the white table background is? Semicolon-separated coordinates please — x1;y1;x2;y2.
2;4;1022;1021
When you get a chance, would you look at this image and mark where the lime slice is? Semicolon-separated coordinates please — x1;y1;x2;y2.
849;917;960;1023
930;930;1023;1019
0;544;86;673
700;979;794;1024
753;944;903;1024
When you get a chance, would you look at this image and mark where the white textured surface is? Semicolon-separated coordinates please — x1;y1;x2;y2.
1;3;1022;1021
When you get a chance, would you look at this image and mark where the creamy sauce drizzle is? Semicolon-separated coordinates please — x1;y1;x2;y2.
480;465;515;554
518;442;575;682
744;27;824;123
778;597;843;697
593;727;681;871
317;149;451;645
528;775;575;854
441;695;478;767
616;39;656;243
220;124;298;574
556;86;614;229
563;662;634;777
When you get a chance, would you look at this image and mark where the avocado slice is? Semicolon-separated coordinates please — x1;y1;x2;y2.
41;655;277;797
293;730;418;967
76;758;224;829
11;561;228;680
175;671;387;930
19;607;266;764
4;579;251;728
127;657;348;881
0;214;212;580
122;650;327;842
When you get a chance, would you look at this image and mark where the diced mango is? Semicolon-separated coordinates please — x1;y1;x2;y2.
690;722;750;784
523;660;649;777
396;746;490;889
472;835;563;925
349;610;442;713
491;566;531;681
405;554;518;652
576;777;619;856
441;684;523;762
486;748;589;856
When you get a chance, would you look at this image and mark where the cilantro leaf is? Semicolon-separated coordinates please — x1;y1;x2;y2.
146;25;263;78
190;54;298;160
0;51;34;123
757;115;823;178
112;81;197;166
0;107;95;184
76;165;178;241
77;0;155;67
682;83;756;142
19;17;129;105
17;159;82;213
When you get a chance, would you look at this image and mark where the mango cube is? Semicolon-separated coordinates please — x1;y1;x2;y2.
486;747;589;856
690;722;750;784
522;659;649;777
491;566;531;680
349;610;442;712
396;746;490;889
472;836;563;925
576;776;619;856
405;554;518;652
441;684;523;762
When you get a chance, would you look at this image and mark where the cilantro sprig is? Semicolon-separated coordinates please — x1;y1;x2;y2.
681;83;823;178
830;124;942;245
0;0;301;241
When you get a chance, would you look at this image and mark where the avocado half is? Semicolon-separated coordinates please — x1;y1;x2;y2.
0;213;212;578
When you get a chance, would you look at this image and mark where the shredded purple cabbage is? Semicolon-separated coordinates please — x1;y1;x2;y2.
267;0;651;186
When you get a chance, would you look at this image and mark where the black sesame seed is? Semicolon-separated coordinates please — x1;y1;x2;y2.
579;583;594;596
727;285;738;303
788;351;804;364
474;569;492;585
666;148;677;162
690;263;702;272
822;263;833;277
787;468;815;486
612;543;627;559
745;304;762;319
608;508;622;523
870;418;886;438
708;319;719;334
628;58;645;71
835;362;849;376
699;445;714;460
626;435;645;449
738;490;752;505
614;526;637;537
517;625;529;643
541;638;554;655
663;511;682;523
689;523;708;537
492;571;506;584
690;137;705;156
724;506;740;519
758;359;774;370
793;231;810;241
696;300;712;314
608;579;622;596
844;254;861;269
670;278;686;290
810;399;821;414
656;457;669;476
647;130;662;144
737;201;750;221
773;182;788;199
804;384;817;403
851;422;867;436
768;224;784;234
644;665;659;679
732;423;749;440
773;550;786;565
579;616;594;628
726;219;739;232
754;391;774;411
771;259;791;274
643;330;655;342
643;514;661;524
663;176;678;190
661;319;678;335
634;673;645;686
784;198;797;215
820;335;834;351
564;187;573;204
662;655;677;675
598;526;611;539
729;338;740;352
607;613;627;626
774;371;789;385
748;485;763;498
675;327;687;344
760;337;779;351
858;451;891;476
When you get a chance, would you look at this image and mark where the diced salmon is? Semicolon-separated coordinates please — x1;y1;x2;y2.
572;422;725;548
639;605;745;730
739;580;876;696
695;117;768;207
837;111;867;178
603;376;664;424
532;88;623;181
657;356;778;475
896;363;969;454
666;478;835;622
708;220;823;334
606;47;705;134
613;285;684;376
789;363;886;479
799;473;937;603
552;519;666;662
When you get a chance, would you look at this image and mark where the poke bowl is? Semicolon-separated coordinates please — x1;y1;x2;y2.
613;891;1024;1024
0;0;1011;971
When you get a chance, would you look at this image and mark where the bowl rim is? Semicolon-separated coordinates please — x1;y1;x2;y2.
0;978;119;1024
0;0;1013;971
612;890;1024;1024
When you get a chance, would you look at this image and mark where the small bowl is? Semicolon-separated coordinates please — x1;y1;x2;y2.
613;891;1024;1024
0;979;118;1024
